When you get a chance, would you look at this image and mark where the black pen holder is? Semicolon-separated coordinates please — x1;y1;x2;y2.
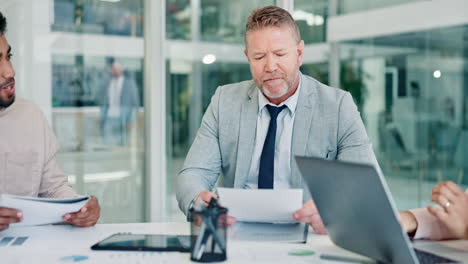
190;198;228;262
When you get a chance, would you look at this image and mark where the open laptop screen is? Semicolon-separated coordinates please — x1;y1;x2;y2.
295;156;419;263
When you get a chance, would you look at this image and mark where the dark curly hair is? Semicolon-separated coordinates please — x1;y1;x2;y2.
0;11;6;34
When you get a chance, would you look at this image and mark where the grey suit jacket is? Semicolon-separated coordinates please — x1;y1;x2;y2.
176;73;381;215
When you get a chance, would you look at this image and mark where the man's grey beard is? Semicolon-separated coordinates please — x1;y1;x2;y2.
258;73;298;99
0;94;15;110
260;85;290;99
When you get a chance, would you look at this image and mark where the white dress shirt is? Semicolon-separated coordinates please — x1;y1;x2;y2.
244;79;302;189
107;75;124;118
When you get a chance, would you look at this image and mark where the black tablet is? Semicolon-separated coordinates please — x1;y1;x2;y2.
91;233;191;252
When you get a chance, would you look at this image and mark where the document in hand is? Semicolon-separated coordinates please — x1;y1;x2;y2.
0;194;90;226
217;188;307;242
217;188;303;223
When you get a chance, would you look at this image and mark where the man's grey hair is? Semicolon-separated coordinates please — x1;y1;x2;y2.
245;6;301;47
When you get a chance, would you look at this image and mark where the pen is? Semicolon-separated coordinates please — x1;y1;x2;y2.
203;215;225;252
193;222;208;260
320;254;374;263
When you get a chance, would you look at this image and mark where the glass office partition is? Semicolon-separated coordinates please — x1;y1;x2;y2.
52;55;145;223
338;0;424;15
294;0;328;44
300;62;329;85
166;0;192;40
339;25;468;210
1;0;146;223
52;0;143;36
200;0;273;43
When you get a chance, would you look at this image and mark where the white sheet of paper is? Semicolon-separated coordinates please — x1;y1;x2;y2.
0;194;89;226
217;188;302;223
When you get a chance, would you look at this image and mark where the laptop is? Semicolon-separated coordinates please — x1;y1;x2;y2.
295;156;459;264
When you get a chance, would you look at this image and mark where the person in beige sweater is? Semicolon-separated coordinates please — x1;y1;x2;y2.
0;11;100;231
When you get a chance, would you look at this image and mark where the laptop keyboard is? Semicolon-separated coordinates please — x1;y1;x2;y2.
414;248;459;264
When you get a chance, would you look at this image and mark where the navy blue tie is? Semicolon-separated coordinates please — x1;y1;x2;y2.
258;105;287;189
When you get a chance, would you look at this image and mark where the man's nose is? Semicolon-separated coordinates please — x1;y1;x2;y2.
264;55;278;72
1;61;15;79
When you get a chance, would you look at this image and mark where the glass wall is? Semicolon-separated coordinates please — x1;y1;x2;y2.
296;0;468;211
167;0;274;43
166;0;191;40
52;0;143;36
339;25;468;210
52;55;145;222
1;0;146;223
294;0;328;44
338;0;424;15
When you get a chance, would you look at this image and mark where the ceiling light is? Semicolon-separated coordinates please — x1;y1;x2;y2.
202;54;216;64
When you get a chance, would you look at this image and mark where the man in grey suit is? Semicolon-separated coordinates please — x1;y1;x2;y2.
98;57;140;146
176;6;380;233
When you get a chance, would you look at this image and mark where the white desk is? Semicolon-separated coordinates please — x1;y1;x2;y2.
0;223;467;263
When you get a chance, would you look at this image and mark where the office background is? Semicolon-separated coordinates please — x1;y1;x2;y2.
1;0;467;223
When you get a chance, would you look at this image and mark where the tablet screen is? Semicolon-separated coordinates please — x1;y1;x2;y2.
91;233;191;252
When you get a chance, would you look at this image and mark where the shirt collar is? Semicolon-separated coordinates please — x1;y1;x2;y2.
258;74;302;116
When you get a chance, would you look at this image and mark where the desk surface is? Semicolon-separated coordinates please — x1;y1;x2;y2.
1;222;467;263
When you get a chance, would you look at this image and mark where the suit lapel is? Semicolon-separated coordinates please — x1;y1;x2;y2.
291;74;316;188
234;85;258;188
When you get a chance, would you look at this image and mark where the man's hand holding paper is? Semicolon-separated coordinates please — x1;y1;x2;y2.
217;188;303;223
0;194;101;229
0;207;22;231
216;188;311;242
293;199;327;234
63;196;101;227
212;188;327;235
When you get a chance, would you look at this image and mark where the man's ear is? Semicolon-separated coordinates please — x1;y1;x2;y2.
297;40;304;66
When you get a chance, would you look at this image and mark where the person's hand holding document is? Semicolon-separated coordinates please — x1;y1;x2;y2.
217;188;303;223
62;196;100;227
292;199;327;234
0;194;94;228
217;188;308;242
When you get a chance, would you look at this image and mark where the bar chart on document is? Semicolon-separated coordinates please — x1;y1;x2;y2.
0;236;29;247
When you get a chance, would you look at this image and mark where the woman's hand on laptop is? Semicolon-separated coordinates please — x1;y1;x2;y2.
62;196;101;227
293;199;327;234
427;181;468;239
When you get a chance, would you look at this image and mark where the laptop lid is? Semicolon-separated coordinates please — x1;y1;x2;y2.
295;156;419;263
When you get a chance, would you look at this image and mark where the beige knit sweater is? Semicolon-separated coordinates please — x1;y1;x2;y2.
0;97;76;198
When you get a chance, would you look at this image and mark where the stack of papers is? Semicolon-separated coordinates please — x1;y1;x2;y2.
217;188;307;242
217;188;303;223
0;194;89;226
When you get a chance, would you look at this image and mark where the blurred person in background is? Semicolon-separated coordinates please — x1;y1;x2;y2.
97;57;140;146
